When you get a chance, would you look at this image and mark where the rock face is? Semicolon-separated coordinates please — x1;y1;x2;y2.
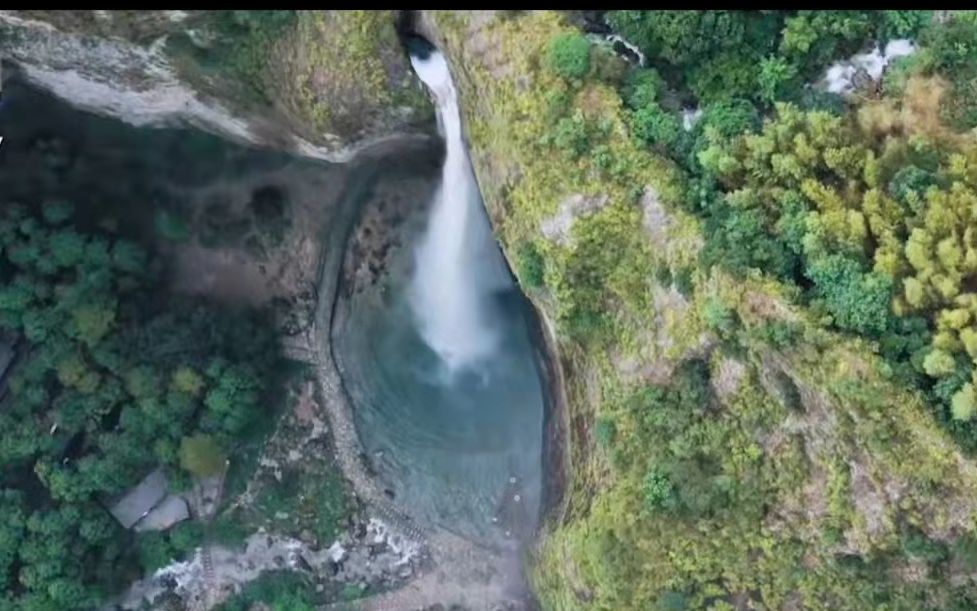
0;10;432;161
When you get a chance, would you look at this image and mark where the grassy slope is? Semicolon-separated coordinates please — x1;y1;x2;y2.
431;10;977;610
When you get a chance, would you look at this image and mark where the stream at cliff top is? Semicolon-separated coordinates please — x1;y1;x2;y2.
334;44;545;546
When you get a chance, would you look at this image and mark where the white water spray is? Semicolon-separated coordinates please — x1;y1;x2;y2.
408;49;510;372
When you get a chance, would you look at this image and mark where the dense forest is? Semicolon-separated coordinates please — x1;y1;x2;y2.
0;198;280;609
591;10;977;450
533;10;977;610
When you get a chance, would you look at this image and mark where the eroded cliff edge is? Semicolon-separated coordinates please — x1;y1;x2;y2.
0;10;433;161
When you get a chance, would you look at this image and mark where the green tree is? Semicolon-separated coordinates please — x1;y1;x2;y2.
548;33;591;80
923;348;957;377
806;254;892;336
171;366;205;397
179;434;226;477
0;491;26;589
41;200;75;225
516;242;545;288
70;301;117;346
952;383;977;421
622;68;665;110
643;468;678;511
137;531;177;573
631;104;683;153
0;203;281;607
204;363;262;435
702;298;737;338
758;56;799;103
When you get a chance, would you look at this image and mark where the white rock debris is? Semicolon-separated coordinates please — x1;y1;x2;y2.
823;39;916;95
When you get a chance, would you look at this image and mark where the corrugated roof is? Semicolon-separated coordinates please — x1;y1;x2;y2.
108;468;169;529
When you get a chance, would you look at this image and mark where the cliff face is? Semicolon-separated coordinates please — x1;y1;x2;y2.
0;10;433;161
423;11;977;610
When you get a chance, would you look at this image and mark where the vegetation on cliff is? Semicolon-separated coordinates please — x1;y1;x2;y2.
164;10;432;143
431;9;977;610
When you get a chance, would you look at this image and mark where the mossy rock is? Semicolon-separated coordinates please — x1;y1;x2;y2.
163;10;433;147
14;10;206;43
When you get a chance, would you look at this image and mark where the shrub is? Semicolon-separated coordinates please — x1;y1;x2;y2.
593;46;629;85
796;88;846;114
41;200;75;225
213;511;252;548
215;570;315;611
673;267;695;297
923;16;977;72
631;104;683;153
179;434;226;478
658;591;689;611
551;113;592;157
137;532;176;573
753;321;801;348
953;534;977;569
758;56;799;103
595;417;616;447
880;10;933;40
702;298;736;338
699;98;761;139
687;52;758;104
516;242;545;288
622;68;665;110
902;530;949;565
548;33;591;80
888;165;936;212
643;467;678;511
805;254;892;336
169;521;204;553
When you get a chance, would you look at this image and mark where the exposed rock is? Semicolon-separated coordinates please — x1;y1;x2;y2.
539;193;609;246
1;12;273;152
327;541;347;563
849;457;892;542
712;357;747;401
640;186;673;249
1;10;431;161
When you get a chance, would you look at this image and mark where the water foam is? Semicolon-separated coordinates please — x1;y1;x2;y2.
408;49;510;372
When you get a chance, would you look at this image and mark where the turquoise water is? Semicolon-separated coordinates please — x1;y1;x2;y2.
335;210;545;547
335;46;545;547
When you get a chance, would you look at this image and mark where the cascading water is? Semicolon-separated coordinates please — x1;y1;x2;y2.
332;40;544;546
408;48;511;372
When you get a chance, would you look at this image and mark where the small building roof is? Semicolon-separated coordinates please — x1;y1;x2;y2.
109;468;169;529
134;495;190;532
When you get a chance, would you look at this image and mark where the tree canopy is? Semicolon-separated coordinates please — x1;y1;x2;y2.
0;202;279;609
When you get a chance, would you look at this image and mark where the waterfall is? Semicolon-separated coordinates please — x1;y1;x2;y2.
408;48;509;372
